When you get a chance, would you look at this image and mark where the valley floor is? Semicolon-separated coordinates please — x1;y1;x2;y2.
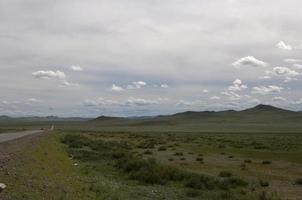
0;131;301;200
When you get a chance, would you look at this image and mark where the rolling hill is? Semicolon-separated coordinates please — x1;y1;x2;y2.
89;104;302;133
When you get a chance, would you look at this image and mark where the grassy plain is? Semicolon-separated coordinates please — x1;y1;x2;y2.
1;129;301;200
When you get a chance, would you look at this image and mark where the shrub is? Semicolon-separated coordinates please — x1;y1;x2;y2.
185;189;200;197
262;160;272;165
185;174;215;190
174;152;183;156
157;146;167;151
294;178;302;185
196;157;203;162
244;159;252;163
219;171;232;178
259;180;269;187
219;177;248;189
180;157;186;161
144;150;153;155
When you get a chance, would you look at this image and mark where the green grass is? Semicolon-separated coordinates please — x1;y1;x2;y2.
0;133;87;200
0;124;301;199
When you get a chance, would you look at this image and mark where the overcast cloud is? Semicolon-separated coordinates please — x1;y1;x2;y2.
1;0;302;117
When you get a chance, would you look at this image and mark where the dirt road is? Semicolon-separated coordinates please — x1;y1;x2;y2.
0;130;43;143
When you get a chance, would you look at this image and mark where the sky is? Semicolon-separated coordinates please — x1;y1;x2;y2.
1;0;302;117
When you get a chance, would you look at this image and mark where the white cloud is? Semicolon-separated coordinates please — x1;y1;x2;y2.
294;98;302;105
284;76;298;83
221;91;241;100
203;89;209;93
1;101;9;105
110;84;124;92
28;98;41;103
126;97;159;106
232;56;267;68
176;100;203;107
83;99;99;107
273;67;299;77
272;96;287;102
252;85;283;95
62;80;79;87
127;81;147;89
293;64;302;69
283;59;301;63
210;96;220;100
259;75;271;79
160;84;169;88
276;41;292;50
70;65;83;71
228;79;247;91
32;70;66;79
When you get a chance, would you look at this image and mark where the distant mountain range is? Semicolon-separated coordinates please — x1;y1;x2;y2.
92;104;302;124
1;105;302;133
0;115;92;122
89;105;302;132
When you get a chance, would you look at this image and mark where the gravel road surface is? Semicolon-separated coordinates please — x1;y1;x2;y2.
0;130;43;143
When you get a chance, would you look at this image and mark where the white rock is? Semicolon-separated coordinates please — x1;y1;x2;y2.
0;183;6;191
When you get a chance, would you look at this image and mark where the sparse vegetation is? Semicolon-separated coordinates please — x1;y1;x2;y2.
262;160;272;165
294;178;302;185
219;171;233;178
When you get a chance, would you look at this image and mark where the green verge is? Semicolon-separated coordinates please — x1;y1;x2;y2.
0;132;87;200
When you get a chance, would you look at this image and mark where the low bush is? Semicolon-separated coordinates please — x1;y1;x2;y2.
196;157;203;162
185;189;200;197
144;150;153;155
262;160;272;165
219;171;232;178
185;174;215;190
63;134;249;192
219;177;248;189
157;146;167;151
260;180;269;187
244;159;252;163
294;178;302;185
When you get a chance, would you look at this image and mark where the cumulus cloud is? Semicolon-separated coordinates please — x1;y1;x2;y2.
293;64;302;69
259;75;271;79
70;65;83;71
32;70;66;79
83;97;122;107
272;96;287;102
176;100;203;107
127;81;147;89
160;84;169;88
232;56;267;68
126;97;159;106
276;41;292;50
221;91;241;100
28;98;41;103
228;79;247;91
252;85;283;95
283;59;301;63
210;96;220;100
110;84;124;92
203;89;209;93
273;67;299;76
83;99;98;107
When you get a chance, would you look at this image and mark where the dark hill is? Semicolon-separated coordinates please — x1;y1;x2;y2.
90;104;302;132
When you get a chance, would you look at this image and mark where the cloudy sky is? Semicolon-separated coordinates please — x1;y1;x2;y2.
1;0;302;117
